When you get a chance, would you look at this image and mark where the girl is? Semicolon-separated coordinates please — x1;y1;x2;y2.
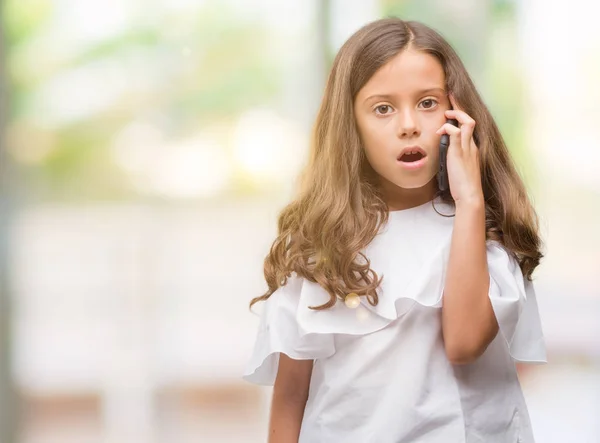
243;18;546;443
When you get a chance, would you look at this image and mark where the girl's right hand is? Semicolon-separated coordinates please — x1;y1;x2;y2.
435;94;484;206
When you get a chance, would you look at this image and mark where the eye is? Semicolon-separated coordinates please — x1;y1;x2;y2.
419;98;438;109
374;104;394;115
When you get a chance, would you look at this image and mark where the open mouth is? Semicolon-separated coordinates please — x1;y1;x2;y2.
398;151;425;163
397;149;427;163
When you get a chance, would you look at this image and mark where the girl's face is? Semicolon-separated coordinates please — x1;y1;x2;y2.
354;49;450;196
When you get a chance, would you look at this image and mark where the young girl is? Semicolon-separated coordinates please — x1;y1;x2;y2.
243;18;546;443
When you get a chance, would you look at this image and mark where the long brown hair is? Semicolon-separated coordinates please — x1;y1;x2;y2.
250;18;542;310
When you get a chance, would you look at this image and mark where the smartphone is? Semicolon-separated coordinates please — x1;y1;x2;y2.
437;118;458;192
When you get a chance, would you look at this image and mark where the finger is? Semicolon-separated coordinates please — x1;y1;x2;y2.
435;122;461;137
470;138;479;155
444;109;476;131
444;109;475;153
448;93;463;112
436;123;462;152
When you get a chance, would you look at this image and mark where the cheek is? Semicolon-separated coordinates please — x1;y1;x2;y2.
423;111;446;133
356;115;382;152
358;116;395;147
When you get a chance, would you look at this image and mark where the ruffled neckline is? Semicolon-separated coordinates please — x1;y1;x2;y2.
296;199;456;336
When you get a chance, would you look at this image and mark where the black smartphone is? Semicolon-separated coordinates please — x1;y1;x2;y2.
437;118;458;192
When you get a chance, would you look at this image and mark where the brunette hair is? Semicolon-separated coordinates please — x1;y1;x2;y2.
250;18;542;310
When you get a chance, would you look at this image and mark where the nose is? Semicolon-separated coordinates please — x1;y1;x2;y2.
396;109;420;138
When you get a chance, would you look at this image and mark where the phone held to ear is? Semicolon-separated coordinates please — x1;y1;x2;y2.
437;118;459;192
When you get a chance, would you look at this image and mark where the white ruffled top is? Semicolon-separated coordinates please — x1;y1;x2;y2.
243;198;546;443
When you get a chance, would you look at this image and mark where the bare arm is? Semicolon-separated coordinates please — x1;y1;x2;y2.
268;354;313;443
437;98;500;364
442;198;499;365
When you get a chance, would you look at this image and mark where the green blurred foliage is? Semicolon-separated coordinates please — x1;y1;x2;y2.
3;0;53;44
4;2;281;201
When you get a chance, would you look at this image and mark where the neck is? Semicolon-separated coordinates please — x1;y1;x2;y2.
380;178;437;211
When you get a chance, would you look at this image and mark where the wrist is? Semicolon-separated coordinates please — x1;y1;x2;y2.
455;196;485;223
454;194;484;211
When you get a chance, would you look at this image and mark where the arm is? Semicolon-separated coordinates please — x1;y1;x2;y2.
268;354;313;443
442;198;498;364
438;96;499;365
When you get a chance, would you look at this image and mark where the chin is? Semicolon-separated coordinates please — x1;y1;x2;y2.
390;173;437;190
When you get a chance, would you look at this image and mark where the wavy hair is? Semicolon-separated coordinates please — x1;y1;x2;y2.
250;18;542;310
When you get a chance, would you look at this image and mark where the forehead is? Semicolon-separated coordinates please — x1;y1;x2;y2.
357;49;445;98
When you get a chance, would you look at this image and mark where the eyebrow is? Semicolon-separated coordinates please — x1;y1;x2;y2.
363;88;446;104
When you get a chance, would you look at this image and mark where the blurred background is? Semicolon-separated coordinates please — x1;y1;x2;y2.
0;0;599;442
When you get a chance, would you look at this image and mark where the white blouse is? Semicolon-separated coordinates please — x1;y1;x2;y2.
243;199;546;443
